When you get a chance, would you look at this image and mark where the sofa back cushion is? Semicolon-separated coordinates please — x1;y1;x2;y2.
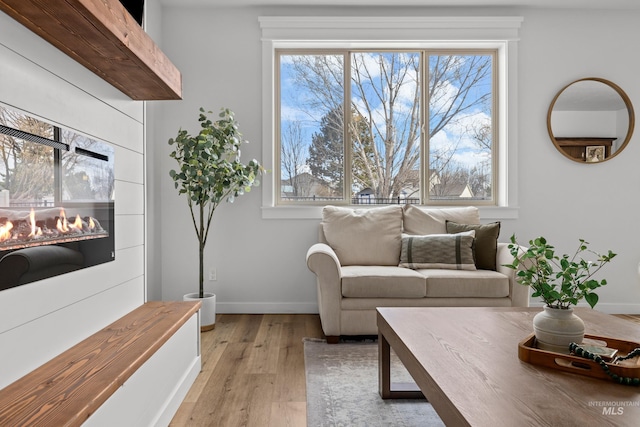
321;205;402;266
402;204;480;235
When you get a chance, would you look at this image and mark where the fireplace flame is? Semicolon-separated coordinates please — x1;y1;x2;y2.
56;218;65;233
55;209;96;234
0;221;13;242
57;209;69;233
0;207;106;251
70;214;83;230
27;208;42;238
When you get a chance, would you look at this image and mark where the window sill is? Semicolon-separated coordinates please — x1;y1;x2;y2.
261;205;519;220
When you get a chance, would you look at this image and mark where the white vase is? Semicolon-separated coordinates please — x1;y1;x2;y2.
184;292;216;331
533;306;584;354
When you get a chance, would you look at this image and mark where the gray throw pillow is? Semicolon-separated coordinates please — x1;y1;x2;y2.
446;221;500;271
399;231;476;270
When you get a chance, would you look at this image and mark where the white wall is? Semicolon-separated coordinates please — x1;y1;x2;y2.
518;8;640;313
616;108;629;151
145;0;164;302
551;110;618;137
151;5;640;314
0;10;146;388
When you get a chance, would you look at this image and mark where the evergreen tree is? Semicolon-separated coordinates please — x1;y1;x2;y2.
307;106;376;196
307;106;344;192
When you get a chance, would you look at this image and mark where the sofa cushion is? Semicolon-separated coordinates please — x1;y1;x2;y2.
419;269;510;298
341;266;426;298
321;205;402;266
399;231;476;270
402;204;480;235
446;221;501;271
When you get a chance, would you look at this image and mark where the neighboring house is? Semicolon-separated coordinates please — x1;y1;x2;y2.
354;187;377;204
430;182;475;199
396;169;474;200
354;169;474;202
281;172;337;200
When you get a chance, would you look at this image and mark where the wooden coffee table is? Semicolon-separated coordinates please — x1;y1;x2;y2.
377;307;640;426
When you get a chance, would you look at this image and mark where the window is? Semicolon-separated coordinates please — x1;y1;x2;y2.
279;50;495;205
261;17;522;216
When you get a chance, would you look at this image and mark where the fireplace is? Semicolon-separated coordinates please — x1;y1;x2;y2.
0;105;115;291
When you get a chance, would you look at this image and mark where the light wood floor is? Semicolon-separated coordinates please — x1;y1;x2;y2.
170;313;640;427
169;314;324;427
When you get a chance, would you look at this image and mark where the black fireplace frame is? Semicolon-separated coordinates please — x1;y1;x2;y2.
0;113;115;291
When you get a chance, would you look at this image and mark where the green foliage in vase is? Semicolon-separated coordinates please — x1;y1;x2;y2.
169;108;265;298
504;235;616;309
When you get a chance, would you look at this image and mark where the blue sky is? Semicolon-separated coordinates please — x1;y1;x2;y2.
279;52;493;180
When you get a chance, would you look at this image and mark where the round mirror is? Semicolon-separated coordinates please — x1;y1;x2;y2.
547;77;635;163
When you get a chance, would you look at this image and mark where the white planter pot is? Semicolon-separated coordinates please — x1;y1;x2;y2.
533;306;584;354
184;292;216;331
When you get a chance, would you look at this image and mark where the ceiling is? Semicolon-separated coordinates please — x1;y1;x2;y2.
158;0;640;9
553;80;628;112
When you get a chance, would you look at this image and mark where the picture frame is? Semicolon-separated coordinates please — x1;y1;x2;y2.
586;145;605;163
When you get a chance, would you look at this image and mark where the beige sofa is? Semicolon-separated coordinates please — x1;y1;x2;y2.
306;204;529;342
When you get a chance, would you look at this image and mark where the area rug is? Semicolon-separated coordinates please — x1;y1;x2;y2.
304;338;444;426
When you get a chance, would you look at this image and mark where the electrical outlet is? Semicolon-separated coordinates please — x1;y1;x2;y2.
208;268;217;281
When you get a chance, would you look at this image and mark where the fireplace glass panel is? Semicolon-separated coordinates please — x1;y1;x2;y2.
61;129;114;202
0;105;115;291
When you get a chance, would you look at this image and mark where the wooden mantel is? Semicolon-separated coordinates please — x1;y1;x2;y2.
0;0;182;100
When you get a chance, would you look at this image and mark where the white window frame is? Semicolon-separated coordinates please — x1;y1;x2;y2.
260;16;523;220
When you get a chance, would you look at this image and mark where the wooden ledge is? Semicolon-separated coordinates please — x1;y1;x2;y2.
0;301;200;426
0;0;182;100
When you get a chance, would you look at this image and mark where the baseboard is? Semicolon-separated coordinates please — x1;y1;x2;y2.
528;301;640;315
592;303;640;315
217;301;319;314
217;301;640;315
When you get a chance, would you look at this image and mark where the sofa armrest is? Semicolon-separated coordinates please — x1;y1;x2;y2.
306;243;343;337
496;242;530;307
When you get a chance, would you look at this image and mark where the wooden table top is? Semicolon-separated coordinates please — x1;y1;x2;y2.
377;307;640;427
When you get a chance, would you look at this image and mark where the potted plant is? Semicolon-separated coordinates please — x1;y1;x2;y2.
169;108;264;331
504;235;616;352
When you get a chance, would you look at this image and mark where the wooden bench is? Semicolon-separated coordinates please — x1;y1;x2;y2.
0;300;201;426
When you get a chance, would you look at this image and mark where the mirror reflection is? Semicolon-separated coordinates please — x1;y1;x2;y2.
547;78;634;163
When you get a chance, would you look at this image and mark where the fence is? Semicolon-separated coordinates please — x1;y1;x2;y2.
280;195;420;205
8;200;54;207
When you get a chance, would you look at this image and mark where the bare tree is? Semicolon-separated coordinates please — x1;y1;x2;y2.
351;52;421;199
0;107;54;202
287;52;493;200
0;106;113;204
466;119;492;198
281;121;312;197
428;55;492;137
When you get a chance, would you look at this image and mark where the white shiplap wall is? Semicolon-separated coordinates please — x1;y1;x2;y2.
0;10;146;389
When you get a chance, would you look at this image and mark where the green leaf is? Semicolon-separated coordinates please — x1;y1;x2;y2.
507;234;614;310
585;293;599;309
168;107;266;294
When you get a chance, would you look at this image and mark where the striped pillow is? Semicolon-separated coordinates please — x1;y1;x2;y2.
399;231;476;270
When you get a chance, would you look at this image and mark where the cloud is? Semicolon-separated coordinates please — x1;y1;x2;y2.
280;51;492;175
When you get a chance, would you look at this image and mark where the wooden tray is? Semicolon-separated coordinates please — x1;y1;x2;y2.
518;333;640;382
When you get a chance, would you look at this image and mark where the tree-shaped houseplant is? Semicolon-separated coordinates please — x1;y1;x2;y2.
504;235;616;352
169;108;264;330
